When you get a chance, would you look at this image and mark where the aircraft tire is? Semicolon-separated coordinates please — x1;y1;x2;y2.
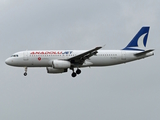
24;72;27;76
76;69;81;74
71;72;76;77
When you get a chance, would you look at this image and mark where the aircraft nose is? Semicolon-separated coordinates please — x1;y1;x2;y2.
5;58;12;65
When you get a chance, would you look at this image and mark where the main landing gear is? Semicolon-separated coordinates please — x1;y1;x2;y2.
71;68;81;77
24;67;27;76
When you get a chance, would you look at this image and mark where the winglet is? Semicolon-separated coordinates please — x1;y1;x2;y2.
102;44;106;48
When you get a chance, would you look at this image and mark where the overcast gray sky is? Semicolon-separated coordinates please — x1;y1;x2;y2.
0;0;160;120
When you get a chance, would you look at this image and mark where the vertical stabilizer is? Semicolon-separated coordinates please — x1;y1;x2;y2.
123;27;150;51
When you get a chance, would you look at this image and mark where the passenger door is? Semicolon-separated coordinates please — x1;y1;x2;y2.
23;51;28;60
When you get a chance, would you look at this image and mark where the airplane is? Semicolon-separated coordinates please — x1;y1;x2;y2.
5;27;154;77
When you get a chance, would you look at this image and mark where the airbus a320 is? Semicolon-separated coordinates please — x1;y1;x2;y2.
5;27;154;77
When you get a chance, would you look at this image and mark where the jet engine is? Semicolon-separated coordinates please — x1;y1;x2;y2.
52;60;71;69
46;67;67;74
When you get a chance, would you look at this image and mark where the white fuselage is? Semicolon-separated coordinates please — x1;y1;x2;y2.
5;50;154;68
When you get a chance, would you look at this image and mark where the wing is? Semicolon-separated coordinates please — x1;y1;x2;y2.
67;46;102;65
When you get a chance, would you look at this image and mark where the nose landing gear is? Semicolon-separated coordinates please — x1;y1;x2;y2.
24;67;27;76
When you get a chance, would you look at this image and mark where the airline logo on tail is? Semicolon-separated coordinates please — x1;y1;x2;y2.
123;27;150;51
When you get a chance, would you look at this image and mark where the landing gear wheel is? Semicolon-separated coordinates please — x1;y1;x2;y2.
71;72;77;77
24;72;27;76
76;69;81;74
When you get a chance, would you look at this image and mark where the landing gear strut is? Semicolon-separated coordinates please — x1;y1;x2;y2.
24;67;27;76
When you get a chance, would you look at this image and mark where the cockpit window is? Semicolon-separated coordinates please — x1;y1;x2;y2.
11;54;18;57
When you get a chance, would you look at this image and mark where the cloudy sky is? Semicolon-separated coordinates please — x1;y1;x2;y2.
0;0;160;120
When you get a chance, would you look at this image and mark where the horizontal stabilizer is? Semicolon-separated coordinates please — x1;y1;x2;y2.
134;49;154;56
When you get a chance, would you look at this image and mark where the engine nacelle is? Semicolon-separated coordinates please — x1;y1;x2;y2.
46;67;67;74
52;60;71;69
